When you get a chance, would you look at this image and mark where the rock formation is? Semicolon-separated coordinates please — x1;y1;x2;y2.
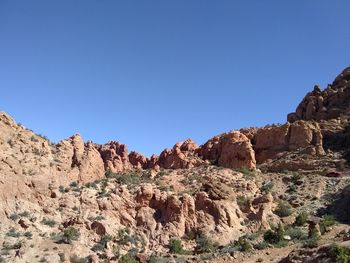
197;131;256;169
2;67;350;262
288;67;350;122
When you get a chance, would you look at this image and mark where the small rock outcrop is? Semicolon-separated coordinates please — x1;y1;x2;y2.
197;131;256;169
56;134;105;183
288;67;350;122
156;139;205;169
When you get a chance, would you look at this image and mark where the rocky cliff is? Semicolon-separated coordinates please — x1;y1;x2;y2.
1;67;350;263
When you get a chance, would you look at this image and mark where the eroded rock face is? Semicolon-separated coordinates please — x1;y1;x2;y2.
134;182;252;244
254;121;325;163
288;67;350;122
156;139;205;169
197;131;256;169
96;141;131;172
56;134;105;183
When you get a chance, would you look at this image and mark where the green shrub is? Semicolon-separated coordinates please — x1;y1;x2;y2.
169;239;184;254
274;201;293;217
234;237;252;252
85;182;97;189
264;224;284;244
118;228;131;245
91;243;104;252
88;215;105;221
6;228;21;238
285;226;307;241
61;227;80;244
196;235;218;253
70;255;89;263
303;236;319;248
24;231;33;239
260;181;274;193
237;195;251;210
18;211;30;217
295;211;308;226
41;218;56;227
331;243;350;263
120;253;138;263
237;168;255;179
291;173;302;184
59;185;68;193
320;214;336;234
69;181;78;188
253;241;269;250
9;213;19;221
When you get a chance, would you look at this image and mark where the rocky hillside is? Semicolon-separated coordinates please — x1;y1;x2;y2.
1;67;350;263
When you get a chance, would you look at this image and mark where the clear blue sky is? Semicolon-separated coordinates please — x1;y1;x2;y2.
1;1;349;156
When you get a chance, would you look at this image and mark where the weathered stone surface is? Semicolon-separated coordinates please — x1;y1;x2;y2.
254;121;324;163
56;134;105;183
197;131;256;169
156;139;205;169
288;67;350;122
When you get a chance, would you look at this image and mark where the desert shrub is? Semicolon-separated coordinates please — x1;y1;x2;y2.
118;228;131;245
9;213;19;221
6;228;21;238
234;237;252;252
253;241;269;250
320;214;336;234
291;173;302;184
196;234;218;253
331;243;350;263
260;181;274;193
105;170;117;178
264;224;284;244
41;218;56;227
91;243;104;252
115;172;148;187
245;231;263;241
91;234;112;252
285;226;307;241
69;181;78;188
237;195;251;210
88;215;105;221
303;236;319;248
18;211;30;217
295;211;308;226
237;168;255;179
85;182;97;189
59;185;69;193
302;226;320;248
169;239;184;254
24;231;33;239
70;255;89;263
120;252;138;263
61;227;80;244
274;201;293;217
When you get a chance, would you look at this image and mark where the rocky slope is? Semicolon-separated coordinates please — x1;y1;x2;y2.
1;67;350;263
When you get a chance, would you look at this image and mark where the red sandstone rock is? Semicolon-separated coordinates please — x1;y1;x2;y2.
197;131;256;169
